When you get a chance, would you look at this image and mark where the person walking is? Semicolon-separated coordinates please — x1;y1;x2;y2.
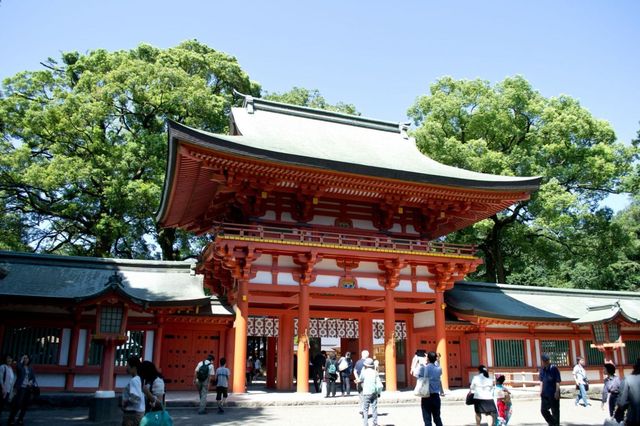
7;354;36;426
312;351;326;393
194;354;215;414
338;352;353;396
1;354;15;424
419;351;443;426
470;365;497;426
213;357;230;414
360;358;382;426
410;350;427;378
121;355;145;426
573;356;590;407
539;354;561;426
245;356;253;386
494;374;512;426
602;363;622;421
139;360;165;412
354;350;370;416
324;352;338;398
617;358;640;425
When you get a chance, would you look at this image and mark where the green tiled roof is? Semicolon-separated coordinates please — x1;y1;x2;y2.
446;281;640;323
167;95;541;192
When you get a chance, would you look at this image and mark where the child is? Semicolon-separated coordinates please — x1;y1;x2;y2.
494;374;512;425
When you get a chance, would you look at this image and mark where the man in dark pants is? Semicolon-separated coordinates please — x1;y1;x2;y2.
311;351;326;393
539;353;561;426
420;351;443;426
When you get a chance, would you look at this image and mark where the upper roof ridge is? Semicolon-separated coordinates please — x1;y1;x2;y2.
234;90;410;135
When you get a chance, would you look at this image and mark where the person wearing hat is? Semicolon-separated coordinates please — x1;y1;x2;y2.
194;354;215;414
539;353;561;426
360;357;382;426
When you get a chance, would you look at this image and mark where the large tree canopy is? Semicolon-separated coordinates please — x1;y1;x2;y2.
408;76;638;288
0;41;260;259
264;87;359;115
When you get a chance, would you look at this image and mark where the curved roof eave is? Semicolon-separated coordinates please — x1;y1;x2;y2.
165;120;542;193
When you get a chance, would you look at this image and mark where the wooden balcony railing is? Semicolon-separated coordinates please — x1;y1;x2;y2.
214;222;477;257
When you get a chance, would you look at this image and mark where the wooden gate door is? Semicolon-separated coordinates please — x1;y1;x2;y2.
447;339;462;388
161;330;220;390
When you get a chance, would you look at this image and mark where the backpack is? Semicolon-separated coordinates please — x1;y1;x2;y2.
196;360;209;382
327;361;337;375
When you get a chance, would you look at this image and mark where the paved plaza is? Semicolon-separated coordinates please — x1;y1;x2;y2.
14;390;613;425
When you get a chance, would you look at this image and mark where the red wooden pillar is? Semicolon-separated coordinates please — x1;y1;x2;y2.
434;289;449;391
405;316;416;387
153;313;165;368
232;277;249;393
226;327;235;391
277;314;294;390
296;282;310;393
266;336;276;388
384;286;398;391
65;321;81;391
359;316;373;356
98;340;117;391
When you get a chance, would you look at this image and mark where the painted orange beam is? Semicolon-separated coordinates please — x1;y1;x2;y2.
232;279;249;393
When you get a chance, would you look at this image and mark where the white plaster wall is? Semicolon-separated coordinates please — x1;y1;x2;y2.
535;325;573;330
278;256;296;268
38;374;65;387
415;265;433;279
310;274;339;287
486;339;493;367
315;259;342;272
116;375;130;388
389;223;402;233
262;210;276;220
252;254;272;267
526;339;533;367
277;272;298;286
405;224;418;235
59;328;71;366
534;340;541;367
395;280;412;292
144;330;154;361
280;212;295;223
74;374;99;388
309;215;334;226
250;271;272;284
356;261;379;273
76;329;87;366
416;281;435;293
351;219;376;230
356;277;382;291
414;311;435;328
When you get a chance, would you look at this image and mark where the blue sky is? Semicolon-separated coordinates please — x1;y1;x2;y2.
1;0;638;208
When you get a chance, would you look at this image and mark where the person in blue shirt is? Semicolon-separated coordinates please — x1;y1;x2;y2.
418;351;443;426
539;354;561;426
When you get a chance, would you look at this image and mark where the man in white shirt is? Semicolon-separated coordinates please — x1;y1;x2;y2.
573;357;590;407
214;357;231;414
122;356;145;426
194;354;215;414
1;354;16;422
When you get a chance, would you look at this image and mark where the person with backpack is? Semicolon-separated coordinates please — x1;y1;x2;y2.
360;357;383;426
193;354;215;415
338;352;353;396
324;352;338;398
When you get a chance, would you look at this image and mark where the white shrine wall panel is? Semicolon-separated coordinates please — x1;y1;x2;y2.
308;215;335;226
277;255;296;268
280;212;295;223
250;271;272;284
262;210;276;220
351;219;376;230
355;261;380;273
310;274;340;287
416;281;435;293
276;272;298;286
356;277;382;290
252;254;272;267
396;279;412;292
414;311;435;328
315;259;342;272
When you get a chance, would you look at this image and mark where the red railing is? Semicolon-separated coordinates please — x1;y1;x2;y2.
214;222;477;257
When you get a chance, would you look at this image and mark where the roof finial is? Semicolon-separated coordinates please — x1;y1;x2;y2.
399;122;410;139
245;95;255;114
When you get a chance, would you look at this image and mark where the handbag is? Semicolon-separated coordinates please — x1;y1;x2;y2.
140;405;173;426
465;391;475;405
413;376;430;397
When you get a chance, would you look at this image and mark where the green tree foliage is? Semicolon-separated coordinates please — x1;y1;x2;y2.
264;87;359;115
408;76;638;287
0;41;260;259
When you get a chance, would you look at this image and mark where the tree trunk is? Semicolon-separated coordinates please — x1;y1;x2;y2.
157;226;177;260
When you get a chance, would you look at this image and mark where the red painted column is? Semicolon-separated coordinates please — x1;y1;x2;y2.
277;314;294;390
266;336;276;388
226;327;235;391
435;289;449;391
384;286;398;391
232;278;249;394
98;340;117;391
359;316;373;356
153;313;165;367
65;322;81;391
296;282;310;393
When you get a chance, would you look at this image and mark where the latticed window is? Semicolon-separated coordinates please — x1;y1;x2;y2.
593;324;607;343
586;340;605;365
100;305;124;334
88;330;145;366
493;340;525;367
540;340;570;366
469;339;479;367
626;340;640;364
608;323;620;342
1;326;61;365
